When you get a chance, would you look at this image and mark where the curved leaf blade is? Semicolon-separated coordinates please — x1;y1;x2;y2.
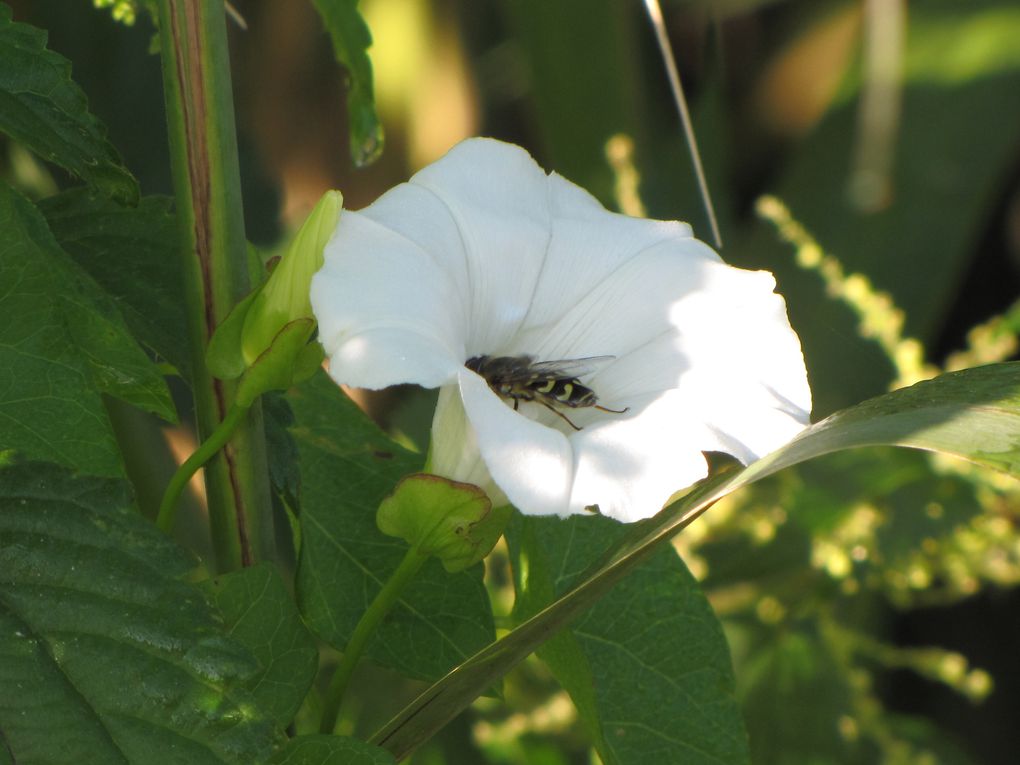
39;189;189;378
310;0;383;166
371;362;1020;759
0;6;138;203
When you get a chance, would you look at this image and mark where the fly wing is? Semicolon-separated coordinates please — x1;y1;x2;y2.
526;355;616;380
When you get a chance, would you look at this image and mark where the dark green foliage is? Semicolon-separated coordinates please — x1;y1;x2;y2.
0;184;175;477
0;5;138;203
0;463;283;764
289;372;496;682
203;564;319;728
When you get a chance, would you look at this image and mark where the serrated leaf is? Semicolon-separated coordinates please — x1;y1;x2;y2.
311;0;383;166
268;734;395;765
0;185;176;476
0;462;283;764
202;563;318;729
289;371;495;683
371;362;1020;759
511;515;749;765
39;189;189;377
0;6;138;203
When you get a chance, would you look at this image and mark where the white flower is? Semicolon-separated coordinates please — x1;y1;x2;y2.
311;138;811;522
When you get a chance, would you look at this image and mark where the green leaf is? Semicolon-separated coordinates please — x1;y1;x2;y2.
0;185;175;477
0;6;138;203
268;734;395;765
507;516;605;754
38;189;189;378
202;563;319;729
311;0;383;166
289;371;495;683
0;462;283;764
371;362;1020;759
510;516;749;765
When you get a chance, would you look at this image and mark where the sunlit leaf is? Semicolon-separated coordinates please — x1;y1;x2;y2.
510;515;750;765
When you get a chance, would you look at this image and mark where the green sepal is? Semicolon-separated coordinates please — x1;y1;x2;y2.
235;318;322;408
206;288;261;379
377;474;512;573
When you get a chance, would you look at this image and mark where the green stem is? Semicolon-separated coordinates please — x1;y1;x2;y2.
319;547;429;734
157;402;249;533
157;0;273;570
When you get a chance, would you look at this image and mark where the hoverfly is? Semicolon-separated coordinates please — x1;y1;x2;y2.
465;354;629;431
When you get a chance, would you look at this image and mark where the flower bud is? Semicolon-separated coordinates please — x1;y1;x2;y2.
206;190;340;389
241;190;342;365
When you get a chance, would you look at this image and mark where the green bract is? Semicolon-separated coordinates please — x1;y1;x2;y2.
377;473;512;573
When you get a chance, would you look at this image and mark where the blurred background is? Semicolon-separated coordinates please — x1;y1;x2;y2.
10;1;1020;763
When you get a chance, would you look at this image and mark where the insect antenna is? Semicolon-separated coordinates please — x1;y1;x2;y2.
595;404;630;415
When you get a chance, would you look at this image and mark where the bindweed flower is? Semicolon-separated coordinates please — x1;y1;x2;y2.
311;138;811;522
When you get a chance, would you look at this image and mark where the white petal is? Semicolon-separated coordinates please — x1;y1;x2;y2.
516;237;716;376
312;211;465;389
407;138;558;354
569;394;712;523
456;368;574;516
513;174;706;354
663;264;812;459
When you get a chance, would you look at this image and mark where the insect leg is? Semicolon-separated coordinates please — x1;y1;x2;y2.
538;399;582;431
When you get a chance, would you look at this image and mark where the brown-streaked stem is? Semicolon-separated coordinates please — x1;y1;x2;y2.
157;0;273;570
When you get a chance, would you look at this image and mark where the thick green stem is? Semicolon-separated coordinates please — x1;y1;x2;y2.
319;547;429;734
157;0;273;570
